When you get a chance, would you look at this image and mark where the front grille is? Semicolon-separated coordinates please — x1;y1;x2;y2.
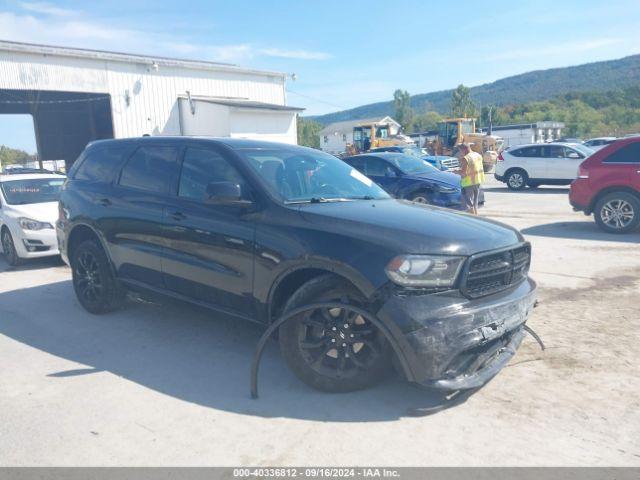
441;158;460;169
462;243;531;298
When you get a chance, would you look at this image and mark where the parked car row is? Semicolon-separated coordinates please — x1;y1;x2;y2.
493;136;640;234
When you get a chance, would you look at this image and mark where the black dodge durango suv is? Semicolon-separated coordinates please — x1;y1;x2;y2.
57;137;537;392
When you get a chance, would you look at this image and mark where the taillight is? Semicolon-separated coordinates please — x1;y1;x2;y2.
497;152;504;162
578;165;589;179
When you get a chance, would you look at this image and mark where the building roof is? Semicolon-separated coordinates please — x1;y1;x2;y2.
319;116;401;135
0;39;287;78
182;95;304;111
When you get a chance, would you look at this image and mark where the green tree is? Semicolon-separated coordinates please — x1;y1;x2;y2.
410;111;442;132
0;145;35;167
296;117;323;149
450;84;477;118
393;89;414;131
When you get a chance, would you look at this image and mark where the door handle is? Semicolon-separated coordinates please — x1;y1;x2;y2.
169;211;187;221
98;198;111;206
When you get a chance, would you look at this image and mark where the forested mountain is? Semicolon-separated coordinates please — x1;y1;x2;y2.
310;54;640;125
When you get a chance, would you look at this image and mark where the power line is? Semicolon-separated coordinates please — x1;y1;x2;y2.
286;89;347;111
0;96;110;105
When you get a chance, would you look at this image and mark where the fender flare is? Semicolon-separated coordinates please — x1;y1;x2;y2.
250;301;414;398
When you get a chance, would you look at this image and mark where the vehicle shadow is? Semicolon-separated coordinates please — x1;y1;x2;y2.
482;186;570;194
0;255;64;273
521;221;640;242
0;280;476;422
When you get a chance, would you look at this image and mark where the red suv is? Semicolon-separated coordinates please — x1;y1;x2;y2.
570;137;640;233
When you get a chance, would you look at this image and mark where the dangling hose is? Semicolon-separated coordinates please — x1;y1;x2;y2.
250;302;414;399
524;324;545;350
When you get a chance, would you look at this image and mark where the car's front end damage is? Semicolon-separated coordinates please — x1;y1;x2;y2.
375;242;538;390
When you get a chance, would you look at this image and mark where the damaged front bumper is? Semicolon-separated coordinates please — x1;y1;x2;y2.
376;277;537;390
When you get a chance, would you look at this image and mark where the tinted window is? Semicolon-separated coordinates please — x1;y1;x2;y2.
365;157;390;176
75;145;131;182
517;146;543;157
346;157;366;171
179;148;246;201
119;146;179;194
603;142;640;163
547;145;565;158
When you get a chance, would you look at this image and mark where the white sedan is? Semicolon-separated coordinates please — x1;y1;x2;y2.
0;172;66;265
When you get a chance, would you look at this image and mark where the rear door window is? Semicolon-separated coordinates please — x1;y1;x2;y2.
347;157;366;172
118;146;180;194
603;142;640;163
518;146;543;157
74;144;132;183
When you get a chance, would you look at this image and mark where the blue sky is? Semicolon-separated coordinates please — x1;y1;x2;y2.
1;0;640;153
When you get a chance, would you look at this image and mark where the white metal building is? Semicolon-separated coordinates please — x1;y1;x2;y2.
0;40;302;167
480;121;565;148
318;116;401;154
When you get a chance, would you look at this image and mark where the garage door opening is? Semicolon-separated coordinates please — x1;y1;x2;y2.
0;90;114;171
0;113;39;171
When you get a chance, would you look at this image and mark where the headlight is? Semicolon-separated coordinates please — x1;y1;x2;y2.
18;217;53;231
385;255;465;287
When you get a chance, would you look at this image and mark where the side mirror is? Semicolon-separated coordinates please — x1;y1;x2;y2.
567;152;582;159
384;168;397;177
205;182;251;206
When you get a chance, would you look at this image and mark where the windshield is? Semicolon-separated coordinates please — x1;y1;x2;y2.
0;177;65;205
387;154;437;175
238;147;390;203
568;143;595;157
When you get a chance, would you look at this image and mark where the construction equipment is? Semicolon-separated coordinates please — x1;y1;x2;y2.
345;121;413;156
428;118;503;172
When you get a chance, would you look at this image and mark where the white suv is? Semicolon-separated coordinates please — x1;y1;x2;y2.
495;143;594;190
0;172;65;265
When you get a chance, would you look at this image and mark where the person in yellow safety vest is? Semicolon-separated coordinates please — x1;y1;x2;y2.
457;142;485;215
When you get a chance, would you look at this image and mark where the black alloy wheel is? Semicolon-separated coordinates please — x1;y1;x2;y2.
279;274;390;392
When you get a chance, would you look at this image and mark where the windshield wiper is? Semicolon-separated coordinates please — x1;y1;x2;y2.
285;197;352;204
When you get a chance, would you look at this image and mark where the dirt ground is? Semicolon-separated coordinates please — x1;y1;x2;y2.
0;177;639;466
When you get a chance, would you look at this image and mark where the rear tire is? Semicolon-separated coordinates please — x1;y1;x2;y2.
594;192;640;234
71;239;125;314
1;229;22;267
278;274;390;393
506;169;528;191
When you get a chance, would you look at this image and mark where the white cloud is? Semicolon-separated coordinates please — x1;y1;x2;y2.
18;1;77;17
0;5;331;64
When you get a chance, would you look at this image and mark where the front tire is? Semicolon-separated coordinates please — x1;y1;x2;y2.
278;274;390;393
594;192;640;234
506;169;528;191
71;239;125;314
409;191;430;204
1;229;22;266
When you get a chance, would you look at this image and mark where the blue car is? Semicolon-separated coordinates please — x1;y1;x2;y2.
343;152;477;209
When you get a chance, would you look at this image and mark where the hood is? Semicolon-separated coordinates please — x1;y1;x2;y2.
298;199;523;256
405;169;461;187
5;201;59;223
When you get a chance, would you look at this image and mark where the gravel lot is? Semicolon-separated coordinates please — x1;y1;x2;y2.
1;177;639;466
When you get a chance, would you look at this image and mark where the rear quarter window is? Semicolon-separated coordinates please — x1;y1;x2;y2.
74;144;132;183
603;142;640;163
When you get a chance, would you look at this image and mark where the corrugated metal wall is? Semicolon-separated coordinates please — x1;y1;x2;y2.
0;49;286;139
